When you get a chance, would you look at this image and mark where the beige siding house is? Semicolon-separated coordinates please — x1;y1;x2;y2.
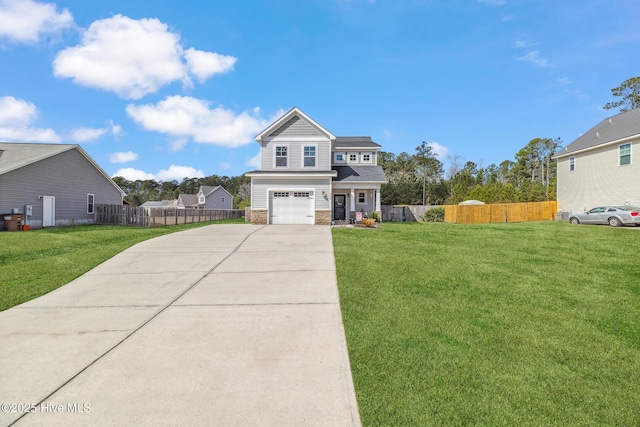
246;107;387;225
555;108;640;214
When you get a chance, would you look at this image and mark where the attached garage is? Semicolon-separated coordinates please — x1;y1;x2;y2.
269;190;315;224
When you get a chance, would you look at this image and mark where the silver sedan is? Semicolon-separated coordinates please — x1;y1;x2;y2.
569;206;640;227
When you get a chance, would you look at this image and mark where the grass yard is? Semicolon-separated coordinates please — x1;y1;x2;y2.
333;221;640;426
0;218;244;311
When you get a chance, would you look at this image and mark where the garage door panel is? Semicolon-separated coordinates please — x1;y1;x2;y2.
269;191;314;224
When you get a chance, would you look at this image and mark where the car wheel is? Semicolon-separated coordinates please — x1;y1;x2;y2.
569;217;580;225
608;217;622;227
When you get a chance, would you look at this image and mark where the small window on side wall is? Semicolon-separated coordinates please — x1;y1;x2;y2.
87;193;95;214
619;143;631;165
358;192;366;204
569;156;575;171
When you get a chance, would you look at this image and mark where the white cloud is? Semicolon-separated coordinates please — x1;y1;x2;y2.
476;0;505;5
112;164;204;181
514;38;534;48
184;48;236;82
0;0;73;44
53;15;238;99
67;120;122;142
126;95;269;148
516;50;552;67
157;165;204;181
219;162;232;170
557;77;573;85
112;167;155;181
110;151;139;164
428;142;450;159
245;152;261;169
0;96;60;142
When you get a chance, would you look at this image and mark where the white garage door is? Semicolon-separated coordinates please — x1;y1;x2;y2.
269;191;314;224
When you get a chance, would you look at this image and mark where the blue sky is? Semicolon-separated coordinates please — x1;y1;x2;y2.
1;0;639;181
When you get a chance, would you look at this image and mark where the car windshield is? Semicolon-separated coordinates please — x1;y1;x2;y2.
615;206;640;211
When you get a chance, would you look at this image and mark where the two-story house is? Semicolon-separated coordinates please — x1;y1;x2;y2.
245;107;387;225
554;108;640;214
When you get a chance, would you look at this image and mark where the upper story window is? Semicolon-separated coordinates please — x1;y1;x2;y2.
221;197;225;203
569;156;575;171
349;153;357;162
303;146;316;167
275;145;288;167
619;143;631;165
335;153;344;163
362;153;371;163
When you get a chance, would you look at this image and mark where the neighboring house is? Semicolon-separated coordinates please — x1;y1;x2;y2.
176;194;199;209
0;142;125;229
197;186;233;209
245;107;387;225
554;108;640;214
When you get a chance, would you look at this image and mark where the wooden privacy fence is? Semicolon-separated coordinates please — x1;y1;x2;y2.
95;205;244;227
443;201;558;224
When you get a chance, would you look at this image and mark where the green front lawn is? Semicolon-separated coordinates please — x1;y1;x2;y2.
333;221;640;426
0;218;244;311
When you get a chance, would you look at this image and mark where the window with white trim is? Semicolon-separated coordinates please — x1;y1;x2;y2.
221;197;225;203
87;194;95;214
362;153;371;162
335;153;344;162
273;192;290;198
303;146;316;167
357;192;366;204
569;156;575;171
294;192;311;198
275;146;288;167
619;143;631;165
349;154;357;162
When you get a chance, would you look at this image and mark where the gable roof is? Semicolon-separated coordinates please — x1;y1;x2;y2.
177;194;199;207
199;185;221;196
555;108;640;158
255;107;336;141
0;142;125;196
333;165;387;183
335;136;381;149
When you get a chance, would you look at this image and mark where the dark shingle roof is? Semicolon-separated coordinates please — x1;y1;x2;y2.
332;165;387;183
556;108;640;157
334;137;381;149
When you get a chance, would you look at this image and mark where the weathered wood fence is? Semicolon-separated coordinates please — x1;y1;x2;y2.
95;205;244;227
383;201;558;224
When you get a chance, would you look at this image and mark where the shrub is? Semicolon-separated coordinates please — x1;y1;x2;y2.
370;211;380;222
422;207;445;222
361;218;376;227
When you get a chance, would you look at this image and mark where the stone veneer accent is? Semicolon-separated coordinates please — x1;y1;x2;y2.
251;210;268;225
315;210;332;225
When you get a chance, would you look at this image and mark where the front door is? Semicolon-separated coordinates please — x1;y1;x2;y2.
333;195;346;221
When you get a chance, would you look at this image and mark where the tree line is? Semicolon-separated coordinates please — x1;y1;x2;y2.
379;137;561;206
112;175;251;209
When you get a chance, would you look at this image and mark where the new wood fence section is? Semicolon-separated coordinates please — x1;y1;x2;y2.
382;201;557;224
444;201;558;224
95;205;244;227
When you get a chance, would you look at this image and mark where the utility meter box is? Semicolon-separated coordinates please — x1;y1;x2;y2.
25;205;33;216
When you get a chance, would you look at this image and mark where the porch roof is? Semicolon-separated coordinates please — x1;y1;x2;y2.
332;165;387;183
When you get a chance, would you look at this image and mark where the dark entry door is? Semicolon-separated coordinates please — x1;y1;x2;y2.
333;195;346;221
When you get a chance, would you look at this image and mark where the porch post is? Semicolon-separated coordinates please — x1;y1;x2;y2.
375;188;381;212
350;188;355;213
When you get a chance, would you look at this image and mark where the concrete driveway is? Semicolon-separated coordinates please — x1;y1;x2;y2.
0;225;361;426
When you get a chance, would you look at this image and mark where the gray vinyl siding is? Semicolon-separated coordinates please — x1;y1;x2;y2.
0;149;122;229
251;178;331;210
268;116;324;137
557;139;640;213
260;138;332;171
202;188;233;209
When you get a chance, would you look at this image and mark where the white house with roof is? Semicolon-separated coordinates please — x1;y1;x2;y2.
245;107;387;225
0;142;125;229
554;108;640;214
